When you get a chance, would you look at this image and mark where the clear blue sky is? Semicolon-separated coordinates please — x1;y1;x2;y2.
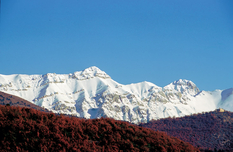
0;0;232;91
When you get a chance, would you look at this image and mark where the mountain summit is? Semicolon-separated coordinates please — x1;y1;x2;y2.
164;79;200;96
0;66;232;124
72;66;111;80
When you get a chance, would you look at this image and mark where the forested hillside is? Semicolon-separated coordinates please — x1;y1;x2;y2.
140;109;233;151
0;105;199;151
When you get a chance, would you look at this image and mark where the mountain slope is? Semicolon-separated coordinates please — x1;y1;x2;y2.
0;66;232;124
0;91;49;112
139;109;233;151
218;88;233;111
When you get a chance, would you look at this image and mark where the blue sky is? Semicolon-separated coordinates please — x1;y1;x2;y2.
0;0;232;91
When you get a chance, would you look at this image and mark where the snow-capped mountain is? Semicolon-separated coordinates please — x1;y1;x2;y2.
0;66;232;124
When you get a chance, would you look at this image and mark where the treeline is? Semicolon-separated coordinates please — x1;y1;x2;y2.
139;110;233;152
0;105;199;151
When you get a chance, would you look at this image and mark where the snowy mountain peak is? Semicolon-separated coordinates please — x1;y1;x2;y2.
82;66;102;73
172;79;194;86
164;79;200;96
72;66;111;80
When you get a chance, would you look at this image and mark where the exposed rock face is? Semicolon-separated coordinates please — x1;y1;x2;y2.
0;66;231;124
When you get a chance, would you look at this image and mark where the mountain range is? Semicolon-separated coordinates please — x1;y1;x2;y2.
0;66;232;124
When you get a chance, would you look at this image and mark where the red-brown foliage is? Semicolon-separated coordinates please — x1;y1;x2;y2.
0;91;49;112
0;105;199;151
140;110;233;152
